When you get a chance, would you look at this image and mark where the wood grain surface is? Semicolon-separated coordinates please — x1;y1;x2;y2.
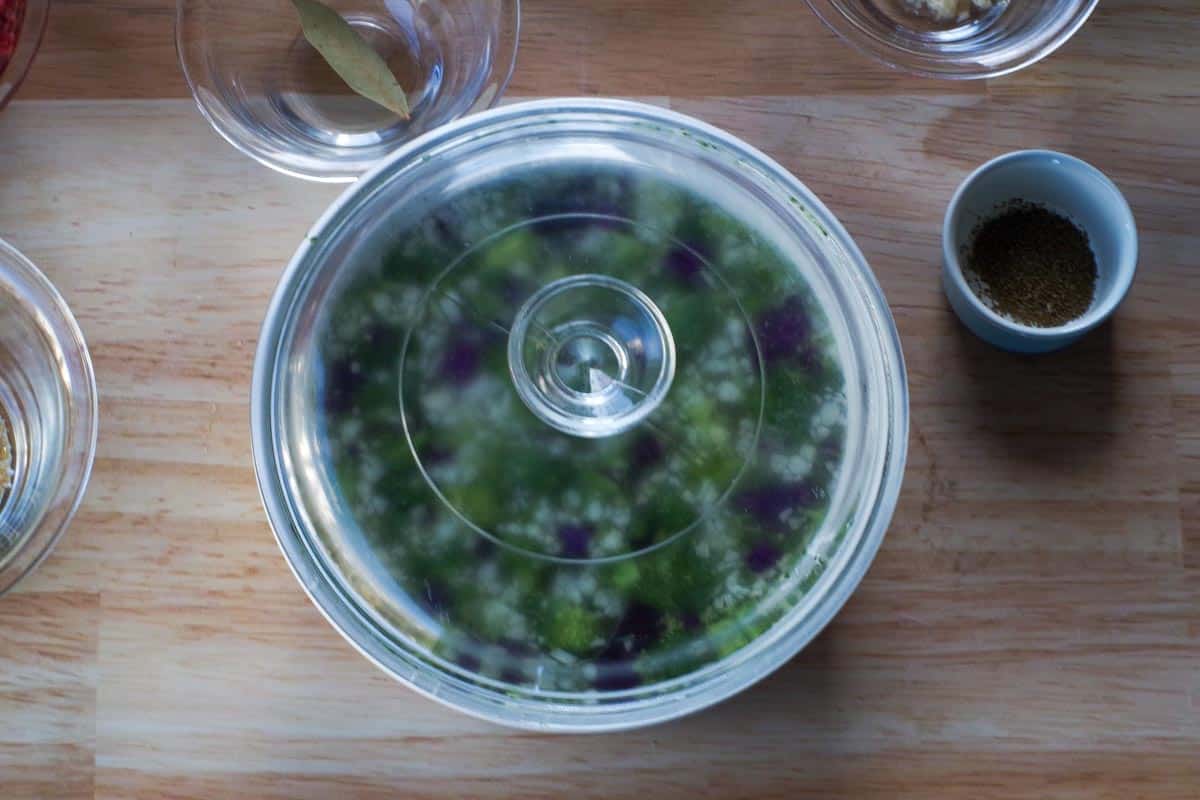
2;1;1198;798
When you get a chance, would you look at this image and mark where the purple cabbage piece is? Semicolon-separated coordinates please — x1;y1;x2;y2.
594;663;641;691
558;523;593;559
420;444;453;467
629;432;665;479
473;536;498;558
439;338;482;386
756;295;814;365
592;603;665;691
599;602;665;662
324;358;368;414
499;637;537;658
735;481;820;530
664;245;706;285
363;321;397;350
820;433;843;464
499;668;526;685
454;651;482;674
746;541;782;574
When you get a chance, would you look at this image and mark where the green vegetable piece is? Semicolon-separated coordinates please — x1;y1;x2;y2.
547;605;599;654
612;561;640;592
291;0;411;119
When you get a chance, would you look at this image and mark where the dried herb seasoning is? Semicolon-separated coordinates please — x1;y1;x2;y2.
963;201;1098;328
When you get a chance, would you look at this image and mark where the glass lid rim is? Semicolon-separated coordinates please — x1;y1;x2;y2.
254;96;902;384
251;97;910;729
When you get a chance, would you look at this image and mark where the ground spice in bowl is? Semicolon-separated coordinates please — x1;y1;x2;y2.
963;201;1098;328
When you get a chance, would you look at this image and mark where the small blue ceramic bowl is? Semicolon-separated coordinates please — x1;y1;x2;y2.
943;150;1138;354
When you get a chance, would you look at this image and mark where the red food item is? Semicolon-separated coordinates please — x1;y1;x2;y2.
0;0;26;79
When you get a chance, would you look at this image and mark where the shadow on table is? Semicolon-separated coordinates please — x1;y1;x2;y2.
645;623;856;793
945;299;1120;471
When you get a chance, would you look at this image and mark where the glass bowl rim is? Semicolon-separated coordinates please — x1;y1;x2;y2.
802;0;1099;80
174;0;522;182
251;98;909;730
0;237;99;596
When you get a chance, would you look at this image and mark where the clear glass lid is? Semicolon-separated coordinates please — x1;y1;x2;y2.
253;99;907;730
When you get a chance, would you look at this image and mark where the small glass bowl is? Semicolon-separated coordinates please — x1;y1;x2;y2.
803;0;1098;79
0;0;50;112
177;0;519;182
0;239;98;595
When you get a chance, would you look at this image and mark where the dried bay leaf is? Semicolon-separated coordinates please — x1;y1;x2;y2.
291;0;411;119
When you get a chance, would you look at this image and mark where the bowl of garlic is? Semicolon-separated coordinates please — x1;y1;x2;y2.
803;0;1098;79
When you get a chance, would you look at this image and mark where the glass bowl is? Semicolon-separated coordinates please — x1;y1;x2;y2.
252;99;908;730
0;239;98;596
176;0;519;182
803;0;1098;79
0;0;50;112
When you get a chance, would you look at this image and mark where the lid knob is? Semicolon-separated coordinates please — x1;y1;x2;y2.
507;274;675;438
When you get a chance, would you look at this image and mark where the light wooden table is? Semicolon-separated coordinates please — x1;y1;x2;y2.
2;2;1198;798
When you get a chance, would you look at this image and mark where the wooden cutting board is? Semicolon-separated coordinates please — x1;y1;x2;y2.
2;2;1197;798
